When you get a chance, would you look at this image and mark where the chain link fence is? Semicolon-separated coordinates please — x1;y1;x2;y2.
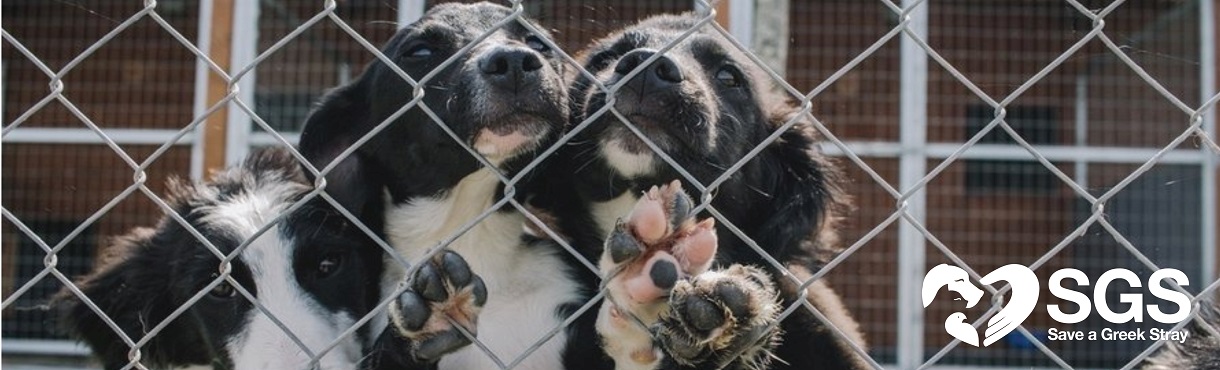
3;0;1219;369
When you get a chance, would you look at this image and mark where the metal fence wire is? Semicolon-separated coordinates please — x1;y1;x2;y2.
3;0;1220;369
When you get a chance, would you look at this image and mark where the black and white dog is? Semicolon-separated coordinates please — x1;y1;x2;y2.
298;2;606;369
536;13;872;369
53;148;387;370
1144;298;1220;370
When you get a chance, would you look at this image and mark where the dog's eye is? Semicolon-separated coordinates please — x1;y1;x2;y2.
317;253;343;278
209;282;236;299
715;66;742;88
525;36;550;53
404;44;433;58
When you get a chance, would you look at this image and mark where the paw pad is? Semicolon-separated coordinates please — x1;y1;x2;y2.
389;250;487;361
602;181;718;309
656;265;782;367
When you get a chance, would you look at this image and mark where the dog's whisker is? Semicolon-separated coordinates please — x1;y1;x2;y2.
573;155;600;175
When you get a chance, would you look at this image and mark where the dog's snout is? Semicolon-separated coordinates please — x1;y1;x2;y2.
613;50;652;75
615;49;684;88
653;58;683;83
479;47;543;88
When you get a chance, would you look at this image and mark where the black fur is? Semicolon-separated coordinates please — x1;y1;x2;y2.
52;148;384;370
297;3;608;369
1144;297;1220;370
298;2;568;205
538;13;870;370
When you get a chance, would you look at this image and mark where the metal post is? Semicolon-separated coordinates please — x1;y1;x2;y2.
729;0;755;49
697;1;755;49
200;0;233;177
224;0;259;167
751;0;789;77
896;1;929;369
1074;74;1089;189
190;0;216;180
398;0;426;26
1200;0;1217;282
713;1;730;31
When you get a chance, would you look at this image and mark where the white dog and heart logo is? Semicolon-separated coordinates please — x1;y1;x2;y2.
922;263;1193;347
921;264;1039;347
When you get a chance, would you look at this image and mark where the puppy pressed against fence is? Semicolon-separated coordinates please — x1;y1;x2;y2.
298;3;603;369
301;9;875;369
52;148;386;370
3;1;1220;370
533;11;871;370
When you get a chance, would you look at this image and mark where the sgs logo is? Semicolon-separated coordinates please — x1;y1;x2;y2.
922;264;1191;347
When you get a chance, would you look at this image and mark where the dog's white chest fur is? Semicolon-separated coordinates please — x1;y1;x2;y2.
384;167;579;370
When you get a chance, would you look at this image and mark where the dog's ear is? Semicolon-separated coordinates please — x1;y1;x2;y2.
297;78;384;223
242;146;307;186
52;228;211;369
756;107;851;268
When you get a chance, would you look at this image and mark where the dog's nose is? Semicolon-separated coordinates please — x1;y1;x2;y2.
479;46;543;89
614;49;685;89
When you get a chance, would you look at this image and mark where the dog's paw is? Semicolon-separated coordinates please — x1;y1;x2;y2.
654;264;782;369
389;250;487;362
597;181;719;367
602;181;717;315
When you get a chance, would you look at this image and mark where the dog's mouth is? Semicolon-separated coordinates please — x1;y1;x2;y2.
463;68;567;162
604;115;660;155
594;81;709;145
472;113;552;160
596;112;665;177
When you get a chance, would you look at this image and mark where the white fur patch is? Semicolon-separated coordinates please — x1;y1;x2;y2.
383;167;581;370
474;128;533;164
596;303;661;370
200;184;362;370
225;232;360;370
600;139;657;178
196;180;305;237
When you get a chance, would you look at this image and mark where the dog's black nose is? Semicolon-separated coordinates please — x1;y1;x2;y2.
479;47;543;89
615;49;685;88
